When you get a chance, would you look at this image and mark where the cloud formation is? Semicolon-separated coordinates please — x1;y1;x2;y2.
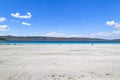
11;12;32;19
90;32;112;38
42;21;120;38
43;32;83;37
106;21;120;29
21;22;31;26
44;32;65;37
0;25;9;31
89;21;120;39
0;17;7;22
90;31;120;39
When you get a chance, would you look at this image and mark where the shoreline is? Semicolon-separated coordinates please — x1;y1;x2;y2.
0;41;120;45
0;43;120;45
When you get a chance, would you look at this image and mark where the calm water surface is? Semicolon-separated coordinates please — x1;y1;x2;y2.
0;41;120;45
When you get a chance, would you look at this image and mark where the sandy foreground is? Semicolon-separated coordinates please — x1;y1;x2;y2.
0;44;120;80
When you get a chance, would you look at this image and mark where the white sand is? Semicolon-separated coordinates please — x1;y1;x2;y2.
0;44;120;80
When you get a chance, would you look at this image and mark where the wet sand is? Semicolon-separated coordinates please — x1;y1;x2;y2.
0;44;120;80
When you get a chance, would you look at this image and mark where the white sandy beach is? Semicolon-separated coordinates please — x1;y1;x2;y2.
0;44;120;80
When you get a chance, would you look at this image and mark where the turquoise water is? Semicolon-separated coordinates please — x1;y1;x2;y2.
0;41;120;44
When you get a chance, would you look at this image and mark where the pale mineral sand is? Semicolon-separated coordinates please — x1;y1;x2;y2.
0;44;120;80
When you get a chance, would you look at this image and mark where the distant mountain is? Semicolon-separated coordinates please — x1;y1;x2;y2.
111;39;120;41
0;37;6;41
0;35;120;41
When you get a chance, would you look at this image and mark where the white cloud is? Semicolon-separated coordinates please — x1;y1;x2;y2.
11;12;32;19
43;32;65;37
42;21;120;38
42;32;85;37
90;32;111;37
35;32;39;34
0;25;9;31
106;21;120;29
89;20;120;39
90;31;120;39
0;17;7;22
21;22;31;26
112;30;120;34
70;35;79;37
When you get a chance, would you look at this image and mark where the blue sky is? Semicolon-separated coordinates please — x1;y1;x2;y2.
0;0;120;39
